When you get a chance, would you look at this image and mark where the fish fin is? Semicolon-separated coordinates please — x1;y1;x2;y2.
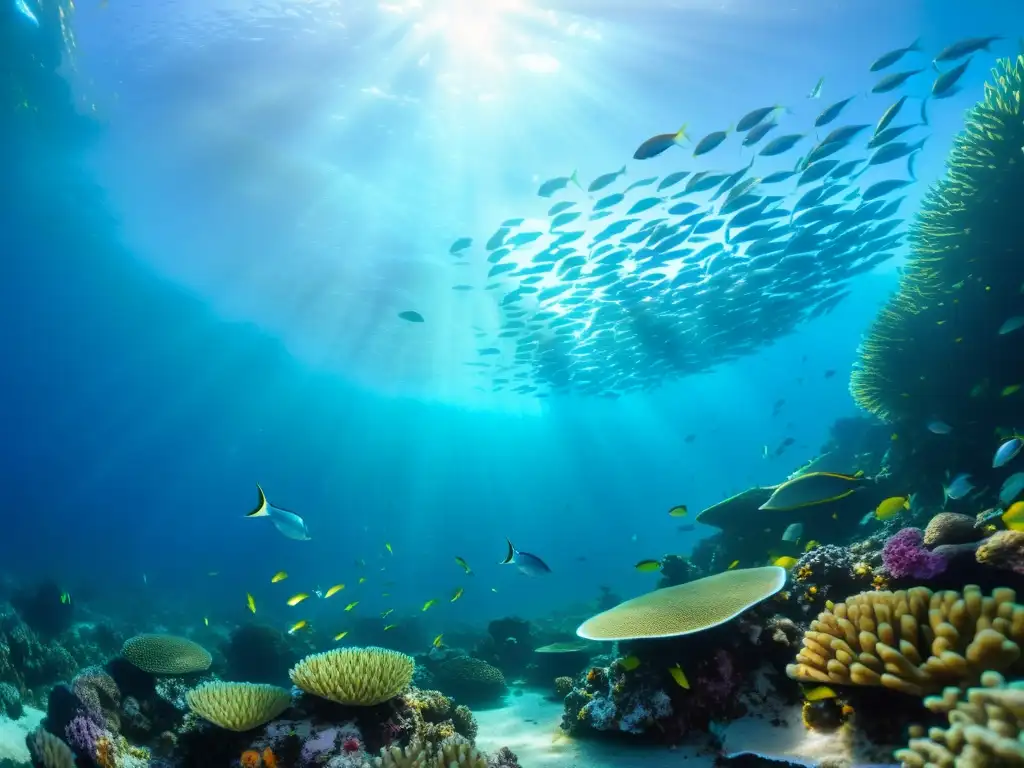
674;123;690;144
908;36;921;52
569;169;581;189
500;539;516;565
919;96;930;126
618;164;627;176
908;149;920;181
246;484;269;517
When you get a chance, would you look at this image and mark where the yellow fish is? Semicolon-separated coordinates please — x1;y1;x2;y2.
358;577;367;584
271;571;288;583
728;560;740;570
381;608;394;618
383;623;398;631
288;620;307;634
203;617;209;626
1003;384;1022;397
773;556;799;569
287;593;309;607
385;542;393;555
1003;501;1024;531
668;664;690;690
668;505;688;517
450;587;464;603
246;593;256;614
345;601;359;611
325;584;345;598
805;685;837;701
334;631;348;641
825;599;835;611
803;540;820;552
634;559;661;572
433;634;444;649
382;592;391;598
422;599;438;612
875;496;909;521
455;556;473;574
620;655;641;671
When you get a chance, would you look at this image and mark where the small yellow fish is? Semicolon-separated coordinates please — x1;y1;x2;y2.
382;592;391;598
668;663;690;690
1003;384;1021;397
773;556;799;569
890;433;898;441
345;601;359;611
60;591;71;605
620;655;641;671
455;556;473;574
433;634;444;648
875;496;910;521
728;560;740;570
803;539;820;552
288;620;307;634
1003;501;1024;532
324;584;345;598
383;623;397;631
825;599;835;610
203;617;209;626
271;571;288;583
246;593;256;614
805;685;837;701
287;592;309;607
385;542;393;555
668;505;688;517
634;559;661;572
381;608;394;618
422;599;438;612
334;631;348;641
358;577;367;584
450;587;464;603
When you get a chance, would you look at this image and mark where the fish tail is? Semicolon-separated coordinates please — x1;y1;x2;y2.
908;36;922;52
246;484;269;517
907;150;919;182
500;539;516;565
919;96;930;126
674;123;689;143
569;169;581;189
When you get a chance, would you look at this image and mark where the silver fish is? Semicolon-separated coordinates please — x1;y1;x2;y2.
994;438;1023;469
1000;473;1024;506
246;484;311;541
782;523;803;542
944;473;974;503
500;539;551;576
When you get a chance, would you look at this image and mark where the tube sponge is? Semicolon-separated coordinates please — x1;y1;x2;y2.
895;671;1024;766
786;585;1024;696
289;647;414;706
185;681;291;731
121;634;213;675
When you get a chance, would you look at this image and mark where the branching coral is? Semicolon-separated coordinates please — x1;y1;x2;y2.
290;647;414;706
895;671;1024;766
787;585;1024;696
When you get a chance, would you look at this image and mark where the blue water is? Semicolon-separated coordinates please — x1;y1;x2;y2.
2;0;1021;642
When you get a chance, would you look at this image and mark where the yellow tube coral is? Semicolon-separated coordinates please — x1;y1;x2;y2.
290;646;414;705
185;681;291;731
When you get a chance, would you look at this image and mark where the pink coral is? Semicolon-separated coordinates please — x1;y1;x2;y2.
882;527;947;579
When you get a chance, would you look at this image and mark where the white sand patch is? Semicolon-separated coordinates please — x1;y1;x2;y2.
0;706;46;766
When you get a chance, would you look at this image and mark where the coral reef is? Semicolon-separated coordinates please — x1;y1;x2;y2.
290;647;415;706
977;530;1024;574
433;658;507;708
882;528;948;580
185;681;292;731
121;635;213;675
11;582;73;639
473;618;534;679
924;512;983;547
223;624;297;686
26;727;76;768
787;585;1024;695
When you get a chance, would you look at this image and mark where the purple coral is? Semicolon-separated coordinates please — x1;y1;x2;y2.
883;527;947;579
65;714;106;758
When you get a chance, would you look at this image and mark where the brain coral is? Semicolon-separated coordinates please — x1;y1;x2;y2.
121;634;213;674
434;657;507;705
289;647;414;705
576;565;787;640
787;585;1024;696
186;681;291;731
895;671;1024;766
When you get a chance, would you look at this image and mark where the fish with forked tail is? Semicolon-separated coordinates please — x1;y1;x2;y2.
500;539;551;576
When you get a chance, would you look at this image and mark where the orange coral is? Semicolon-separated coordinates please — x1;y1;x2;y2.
240;750;262;768
95;737;116;768
262;748;278;768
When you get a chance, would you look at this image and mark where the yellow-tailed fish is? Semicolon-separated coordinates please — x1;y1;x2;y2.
334;631;348;641
668;505;688;517
382;592;390;598
803;539;820;552
246;593;256;614
805;685;837;701
422;599;438;612
203;617;209;626
383;624;398;631
450;587;464;603
773;556;799;569
271;571;288;583
345;601;359;611
759;471;866;511
1003;501;1024;531
668;664;690;689
288;620;307;634
620;655;641;672
381;608;394;618
728;560;740;570
287;592;309;607
455;556;473;575
875;495;910;520
324;584;345;598
433;634;444;648
385;542;393;555
358;577;367;584
634;559;661;573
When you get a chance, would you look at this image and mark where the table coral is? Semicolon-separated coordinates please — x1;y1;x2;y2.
787;585;1024;696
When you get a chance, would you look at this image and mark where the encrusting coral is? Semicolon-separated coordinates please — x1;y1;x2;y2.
895;671;1024;766
290;647;415;705
787;585;1024;696
121;634;213;675
185;681;292;731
